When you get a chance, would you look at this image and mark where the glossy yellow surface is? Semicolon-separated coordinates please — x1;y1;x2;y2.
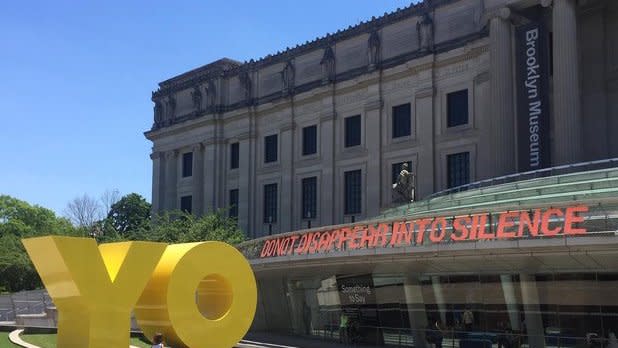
135;241;257;348
22;236;166;348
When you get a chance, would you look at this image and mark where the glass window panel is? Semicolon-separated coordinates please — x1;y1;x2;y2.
392;103;411;138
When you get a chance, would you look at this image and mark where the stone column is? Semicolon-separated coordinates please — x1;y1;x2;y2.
202;140;217;213
320;110;336;226
164;150;178;210
500;274;521;331
191;143;204;215
520;273;545;348
150;152;164;214
365;98;382;217
551;0;583;164
238;132;252;236
431;276;447;326
415;88;434;199
489;8;516;177
403;275;428;348
280;122;295;233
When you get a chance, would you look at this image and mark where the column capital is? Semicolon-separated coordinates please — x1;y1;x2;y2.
320;111;336;122
149;152;162;160
364;98;383;112
485;7;512;24
202;136;225;146
164;149;178;159
191;143;204;152
280;121;295;132
540;0;552;7
415;87;434;99
237;130;255;141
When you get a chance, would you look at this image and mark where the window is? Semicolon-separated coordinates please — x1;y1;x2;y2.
302;177;317;219
263;183;278;223
229;189;239;219
264;134;278;163
180;195;192;214
392;103;411;138
344;170;362;215
182;152;193;177
392;161;413;184
302;125;317;156
344;115;361;147
447;89;469;127
230;142;239;169
447;152;470;188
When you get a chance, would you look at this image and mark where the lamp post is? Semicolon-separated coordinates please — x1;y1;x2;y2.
268;216;273;236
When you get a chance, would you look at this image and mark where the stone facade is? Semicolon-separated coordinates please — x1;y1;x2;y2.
145;0;618;238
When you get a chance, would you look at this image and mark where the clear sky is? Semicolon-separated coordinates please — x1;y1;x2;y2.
0;0;415;216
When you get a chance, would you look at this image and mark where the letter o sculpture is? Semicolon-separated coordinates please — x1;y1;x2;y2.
135;241;257;348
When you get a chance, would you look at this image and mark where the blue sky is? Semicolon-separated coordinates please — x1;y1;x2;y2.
0;0;415;216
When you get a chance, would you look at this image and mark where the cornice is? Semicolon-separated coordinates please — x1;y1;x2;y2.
280;121;296;132
364;99;383;112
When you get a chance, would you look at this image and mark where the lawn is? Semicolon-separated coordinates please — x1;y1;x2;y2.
2;333;151;348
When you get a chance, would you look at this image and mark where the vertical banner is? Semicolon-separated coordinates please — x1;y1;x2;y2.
516;21;551;171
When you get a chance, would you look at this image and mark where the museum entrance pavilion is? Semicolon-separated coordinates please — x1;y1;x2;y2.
239;167;618;347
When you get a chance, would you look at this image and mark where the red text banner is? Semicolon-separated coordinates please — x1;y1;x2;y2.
259;205;588;259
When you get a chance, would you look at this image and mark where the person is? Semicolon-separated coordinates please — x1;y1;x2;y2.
608;331;618;348
463;308;474;331
152;332;165;348
339;312;349;344
432;320;444;348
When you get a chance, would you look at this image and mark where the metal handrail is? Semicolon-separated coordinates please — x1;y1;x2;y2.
426;158;618;200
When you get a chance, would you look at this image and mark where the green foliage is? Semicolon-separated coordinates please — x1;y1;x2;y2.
134;209;245;245
0;195;78;292
105;193;151;237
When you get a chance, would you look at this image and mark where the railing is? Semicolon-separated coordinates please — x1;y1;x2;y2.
426;158;618;200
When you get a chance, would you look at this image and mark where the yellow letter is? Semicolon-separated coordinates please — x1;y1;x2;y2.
22;236;166;348
135;241;257;348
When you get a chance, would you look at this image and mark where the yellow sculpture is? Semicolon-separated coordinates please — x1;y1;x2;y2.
22;236;257;348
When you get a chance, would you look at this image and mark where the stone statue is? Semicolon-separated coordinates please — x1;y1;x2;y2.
166;95;176;121
417;12;434;52
205;79;217;110
320;46;335;84
282;60;295;94
392;163;415;202
191;85;202;111
239;71;252;105
368;31;381;69
153;100;163;125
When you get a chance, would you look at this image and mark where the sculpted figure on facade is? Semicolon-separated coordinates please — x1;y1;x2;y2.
166;94;176;122
392;163;415;203
320;46;335;84
153;100;163;125
368;30;381;69
416;11;434;52
281;60;295;95
191;85;202;112
239;71;252;105
205;79;217;111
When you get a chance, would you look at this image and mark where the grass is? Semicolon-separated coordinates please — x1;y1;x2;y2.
0;333;151;348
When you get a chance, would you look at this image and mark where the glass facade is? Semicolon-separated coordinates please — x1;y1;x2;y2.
253;271;618;347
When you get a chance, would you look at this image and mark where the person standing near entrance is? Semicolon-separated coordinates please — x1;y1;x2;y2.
151;333;165;348
339;312;349;344
463;308;474;331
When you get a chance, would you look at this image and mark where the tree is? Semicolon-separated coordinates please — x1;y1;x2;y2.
106;193;151;237
100;189;121;217
141;210;245;245
64;194;102;227
0;195;77;292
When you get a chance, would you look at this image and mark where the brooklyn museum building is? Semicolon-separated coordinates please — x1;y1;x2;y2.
145;0;618;346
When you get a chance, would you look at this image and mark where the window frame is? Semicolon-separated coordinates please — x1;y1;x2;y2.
264;134;278;164
263;183;278;223
344;169;362;215
230;142;239;169
392;103;412;139
344;115;362;148
181;152;193;178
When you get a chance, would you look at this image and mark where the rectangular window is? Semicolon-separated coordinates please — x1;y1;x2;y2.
447;89;469;127
447;152;470;188
264;134;278;163
344;170;362;215
302;125;317;156
230;142;239;169
392;161;413;184
180;195;192;214
182;152;193;177
344;115;361;147
392;103;411;138
302;177;317;219
263;183;278;223
229;189;239;219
